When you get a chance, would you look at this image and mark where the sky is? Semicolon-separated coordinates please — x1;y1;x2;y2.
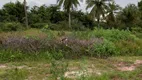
0;0;139;11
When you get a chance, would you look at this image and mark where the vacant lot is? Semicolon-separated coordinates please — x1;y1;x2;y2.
0;29;141;80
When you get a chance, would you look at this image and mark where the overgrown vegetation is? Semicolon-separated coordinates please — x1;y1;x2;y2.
0;0;142;79
0;29;141;62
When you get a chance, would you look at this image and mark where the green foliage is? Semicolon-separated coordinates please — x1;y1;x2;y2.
71;19;86;31
93;39;117;58
116;40;142;56
79;67;142;80
0;28;141;61
50;59;68;80
93;28;137;41
117;4;140;29
86;0;111;27
50;21;70;30
0;22;24;31
0;69;28;80
0;1;25;23
30;23;48;29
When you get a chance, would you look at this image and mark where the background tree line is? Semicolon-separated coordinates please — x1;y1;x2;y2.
0;0;142;31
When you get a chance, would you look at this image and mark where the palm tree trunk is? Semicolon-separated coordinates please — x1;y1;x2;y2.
69;11;71;28
97;18;100;28
24;0;28;29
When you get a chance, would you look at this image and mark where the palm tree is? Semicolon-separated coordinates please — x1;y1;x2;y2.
57;0;83;28
106;1;121;27
86;0;111;27
119;4;140;29
24;0;28;28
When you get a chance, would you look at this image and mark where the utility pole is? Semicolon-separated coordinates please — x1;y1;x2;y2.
24;0;28;28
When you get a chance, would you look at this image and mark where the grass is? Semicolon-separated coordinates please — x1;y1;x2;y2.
0;56;142;80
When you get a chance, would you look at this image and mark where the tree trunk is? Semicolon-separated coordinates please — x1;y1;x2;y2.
24;0;28;29
69;11;71;28
97;18;100;28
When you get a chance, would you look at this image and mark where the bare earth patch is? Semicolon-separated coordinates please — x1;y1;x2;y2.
115;60;142;71
64;65;102;79
0;64;33;70
0;64;7;69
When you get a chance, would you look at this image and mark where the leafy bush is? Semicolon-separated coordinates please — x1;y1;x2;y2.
49;20;87;31
115;40;142;56
30;23;48;29
48;23;62;30
71;19;86;31
132;27;142;33
0;22;24;31
93;28;137;41
92;39;117;58
49;21;70;31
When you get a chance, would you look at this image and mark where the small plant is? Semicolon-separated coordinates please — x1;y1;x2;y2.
50;59;68;80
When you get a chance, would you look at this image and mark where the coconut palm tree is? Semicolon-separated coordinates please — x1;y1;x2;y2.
24;0;28;28
57;0;83;28
86;0;112;27
107;1;121;22
106;1;121;27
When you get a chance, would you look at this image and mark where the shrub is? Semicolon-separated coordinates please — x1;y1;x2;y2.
30;23;48;29
115;40;142;56
93;28;137;41
0;22;24;31
92;39;117;58
71;19;86;31
49;20;87;31
48;23;62;30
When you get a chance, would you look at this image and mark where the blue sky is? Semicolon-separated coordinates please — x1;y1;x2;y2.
0;0;139;10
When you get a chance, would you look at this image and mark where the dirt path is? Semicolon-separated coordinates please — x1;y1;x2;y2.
115;60;142;71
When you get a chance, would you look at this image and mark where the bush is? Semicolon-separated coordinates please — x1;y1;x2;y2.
132;27;142;33
115;40;142;56
91;28;138;42
92;39;117;58
0;22;24;31
49;21;70;31
49;20;87;31
48;23;62;30
30;23;48;29
71;19;86;31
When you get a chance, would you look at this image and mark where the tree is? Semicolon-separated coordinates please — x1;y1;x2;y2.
138;0;142;11
0;1;25;22
57;0;83;28
106;1;121;28
86;0;112;27
24;0;28;28
138;0;142;27
118;4;140;29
